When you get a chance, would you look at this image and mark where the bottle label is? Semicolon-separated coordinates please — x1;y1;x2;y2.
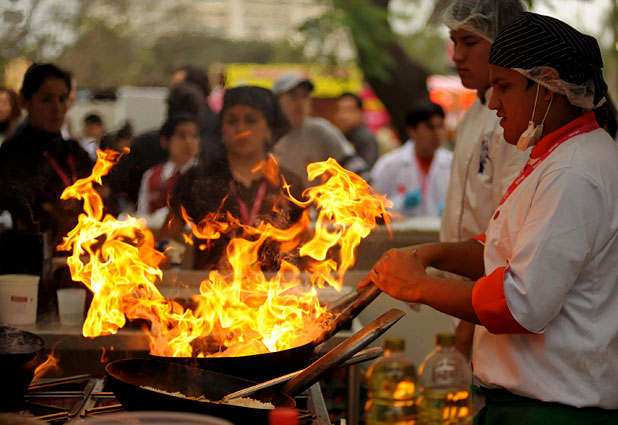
432;358;458;386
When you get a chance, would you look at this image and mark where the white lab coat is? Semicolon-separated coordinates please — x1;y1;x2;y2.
440;88;528;242
370;141;452;217
473;120;618;409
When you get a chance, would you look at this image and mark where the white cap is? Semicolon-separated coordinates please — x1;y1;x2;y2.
272;72;314;96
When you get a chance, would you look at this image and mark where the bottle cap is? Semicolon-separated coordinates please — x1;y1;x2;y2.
435;333;456;347
268;407;299;425
383;337;405;351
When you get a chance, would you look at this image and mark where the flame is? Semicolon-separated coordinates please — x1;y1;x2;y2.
33;347;61;380
59;150;391;357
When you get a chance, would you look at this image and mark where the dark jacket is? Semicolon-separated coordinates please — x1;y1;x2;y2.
0;125;94;247
170;159;306;270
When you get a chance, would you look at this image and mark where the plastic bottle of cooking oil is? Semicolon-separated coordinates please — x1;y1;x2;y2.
364;337;417;425
417;333;473;425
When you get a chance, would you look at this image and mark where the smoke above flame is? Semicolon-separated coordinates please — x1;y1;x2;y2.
59;150;391;357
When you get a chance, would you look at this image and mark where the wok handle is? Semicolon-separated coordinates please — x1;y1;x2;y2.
220;347;383;402
313;283;382;347
283;308;405;396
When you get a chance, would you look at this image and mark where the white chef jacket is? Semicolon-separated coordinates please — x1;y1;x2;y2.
440;88;528;242
471;113;618;409
370;141;452;217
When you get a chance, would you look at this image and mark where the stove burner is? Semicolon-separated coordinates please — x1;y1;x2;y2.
2;374;325;424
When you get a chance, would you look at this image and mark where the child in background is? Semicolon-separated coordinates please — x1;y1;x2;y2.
79;113;105;161
136;113;200;230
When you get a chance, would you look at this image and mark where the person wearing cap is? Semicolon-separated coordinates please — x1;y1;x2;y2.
361;12;618;423
440;0;529;359
272;72;369;186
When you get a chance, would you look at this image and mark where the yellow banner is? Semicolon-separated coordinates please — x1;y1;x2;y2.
224;63;364;98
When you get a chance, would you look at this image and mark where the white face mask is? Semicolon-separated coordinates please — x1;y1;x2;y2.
516;84;554;151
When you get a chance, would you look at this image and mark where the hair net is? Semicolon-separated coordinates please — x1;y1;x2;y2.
443;0;526;42
489;12;607;110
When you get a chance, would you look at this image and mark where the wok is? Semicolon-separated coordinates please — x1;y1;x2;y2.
151;283;382;381
107;308;404;425
106;359;294;425
0;326;44;409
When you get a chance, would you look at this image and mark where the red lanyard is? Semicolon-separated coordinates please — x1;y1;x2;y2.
43;151;77;188
498;122;598;208
228;180;268;225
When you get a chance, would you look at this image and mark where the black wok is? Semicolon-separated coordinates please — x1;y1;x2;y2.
107;309;404;425
151;283;382;381
0;326;44;409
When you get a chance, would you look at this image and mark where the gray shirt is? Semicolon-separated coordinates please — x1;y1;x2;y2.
275;117;368;186
345;123;379;167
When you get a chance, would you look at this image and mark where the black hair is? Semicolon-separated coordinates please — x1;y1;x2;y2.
175;65;210;98
84;113;103;125
160;112;200;139
20;63;71;100
526;78;535;89
166;82;204;119
405;99;445;128
598;93;617;139
100;121;134;151
217;86;291;145
338;92;363;110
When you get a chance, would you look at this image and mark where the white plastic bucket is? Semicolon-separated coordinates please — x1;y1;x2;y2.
0;274;39;325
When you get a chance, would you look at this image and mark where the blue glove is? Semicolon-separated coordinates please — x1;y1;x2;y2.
404;189;422;209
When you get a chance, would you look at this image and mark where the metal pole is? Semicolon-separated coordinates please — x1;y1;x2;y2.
346;364;361;425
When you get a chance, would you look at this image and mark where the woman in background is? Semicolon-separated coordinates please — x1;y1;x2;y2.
165;86;306;270
0;86;22;145
0;63;93;247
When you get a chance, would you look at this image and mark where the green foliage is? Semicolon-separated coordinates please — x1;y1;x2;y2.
298;0;398;81
56;19;136;89
55;27;309;89
398;31;450;75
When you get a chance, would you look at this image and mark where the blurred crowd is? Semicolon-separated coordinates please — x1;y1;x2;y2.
0;27;616;272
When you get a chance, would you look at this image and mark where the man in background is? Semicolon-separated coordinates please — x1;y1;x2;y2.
336;92;379;167
273;72;368;186
371;100;452;218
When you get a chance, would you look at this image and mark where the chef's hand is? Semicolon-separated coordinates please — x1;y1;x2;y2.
359;246;428;303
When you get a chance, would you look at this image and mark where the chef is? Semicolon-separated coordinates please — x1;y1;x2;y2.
362;12;618;424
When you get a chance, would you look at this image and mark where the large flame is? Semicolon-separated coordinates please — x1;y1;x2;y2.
59;150;391;357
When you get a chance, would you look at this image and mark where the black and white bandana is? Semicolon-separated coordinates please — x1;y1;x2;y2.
489;12;607;109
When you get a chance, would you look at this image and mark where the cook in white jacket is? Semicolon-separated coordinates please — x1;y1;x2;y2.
439;0;529;356
362;12;618;424
371;100;452;218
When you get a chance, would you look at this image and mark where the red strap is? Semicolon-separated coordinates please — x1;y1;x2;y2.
498;113;598;208
43;151;77;188
148;164;179;213
472;266;534;334
229;180;268;225
472;234;486;244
